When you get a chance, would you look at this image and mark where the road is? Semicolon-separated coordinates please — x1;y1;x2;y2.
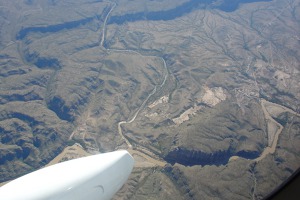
101;2;168;167
100;2;116;47
254;99;289;162
73;1;299;166
102;2;297;165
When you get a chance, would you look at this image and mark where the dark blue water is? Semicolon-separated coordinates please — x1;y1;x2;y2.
16;0;272;39
220;0;272;12
108;0;210;25
108;0;272;25
16;17;95;40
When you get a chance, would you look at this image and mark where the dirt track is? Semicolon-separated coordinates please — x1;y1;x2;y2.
255;99;292;162
229;98;298;163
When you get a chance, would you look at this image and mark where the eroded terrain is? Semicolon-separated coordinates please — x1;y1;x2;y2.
0;0;300;199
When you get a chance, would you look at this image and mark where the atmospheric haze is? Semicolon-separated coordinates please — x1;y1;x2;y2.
0;0;300;199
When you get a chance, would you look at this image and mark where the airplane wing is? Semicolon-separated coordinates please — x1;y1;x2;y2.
0;150;134;200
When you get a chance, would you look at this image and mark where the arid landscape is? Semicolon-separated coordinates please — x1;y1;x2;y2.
0;0;300;199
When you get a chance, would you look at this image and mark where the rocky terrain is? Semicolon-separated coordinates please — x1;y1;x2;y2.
0;0;300;199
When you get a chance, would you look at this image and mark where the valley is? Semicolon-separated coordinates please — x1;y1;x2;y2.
0;0;300;199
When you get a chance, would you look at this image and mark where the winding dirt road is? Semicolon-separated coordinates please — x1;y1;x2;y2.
103;2;299;165
254;99;284;162
229;98;298;163
69;1;299;167
102;2;168;167
254;99;298;162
